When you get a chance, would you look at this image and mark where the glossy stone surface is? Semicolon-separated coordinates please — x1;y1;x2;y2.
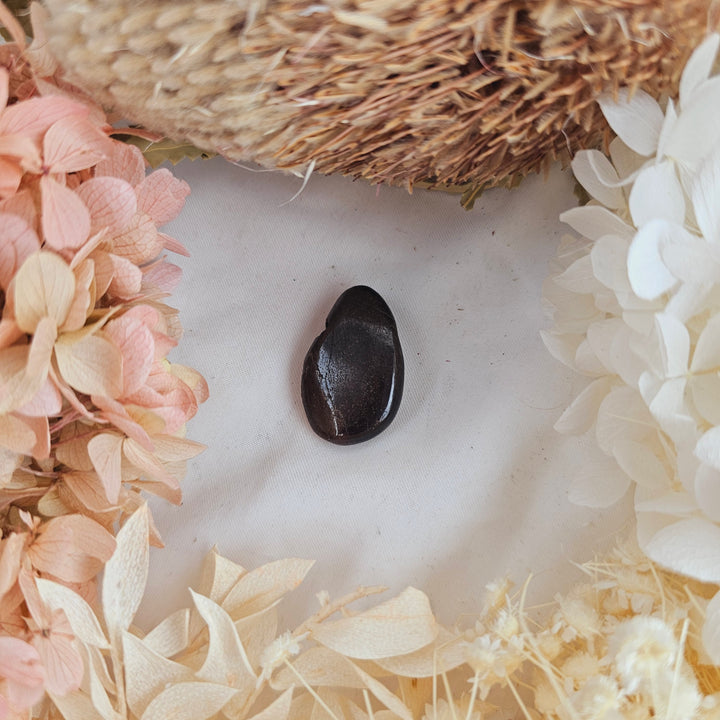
301;286;404;445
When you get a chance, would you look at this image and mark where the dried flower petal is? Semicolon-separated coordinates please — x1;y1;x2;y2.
28;514;115;584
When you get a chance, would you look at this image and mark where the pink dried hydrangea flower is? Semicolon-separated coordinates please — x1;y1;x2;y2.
0;10;207;715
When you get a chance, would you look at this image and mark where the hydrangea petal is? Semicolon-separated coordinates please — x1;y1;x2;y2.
88;432;124;504
665;282;714;324
680;34;720;109
553;254;596;294
654;313;690;377
17;378;62;418
554;377;612;435
0;156;22;197
644;517;720;582
695;464;720;522
112;213;161;265
539;330;583;370
586;318;625;376
75;176;137;236
571;150;625;208
648;378;696;447
560;206;634;242
104;314;154;397
43;115;111;174
596;386;653;455
574;338;608;376
609;136;646;180
136;169;190;225
0;95;88;143
598;89;664;157
665;75;720;168
41;175;91;251
691;145;720;243
626;220;678;300
107;253;143;300
656;98;678;162
635;491;696;515
661;230;720;285
142;261;182;293
0;212;40;290
13;251;75;334
613;437;670;491
696;427;720;471
568;440;630;508
0;66;7;109
690;375;720;426
95;141;145;187
692;315;720;372
55;332;123;398
629;161;685;227
590;235;629;293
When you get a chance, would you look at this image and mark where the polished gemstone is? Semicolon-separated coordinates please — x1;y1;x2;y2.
301;286;404;444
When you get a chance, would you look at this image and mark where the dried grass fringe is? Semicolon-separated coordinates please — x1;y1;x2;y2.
41;0;716;194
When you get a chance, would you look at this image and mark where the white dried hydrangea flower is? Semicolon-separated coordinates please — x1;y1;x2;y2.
543;34;720;645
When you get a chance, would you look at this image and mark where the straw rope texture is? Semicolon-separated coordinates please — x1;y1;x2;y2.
43;0;715;193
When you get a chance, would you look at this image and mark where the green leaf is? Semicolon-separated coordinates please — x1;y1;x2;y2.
117;135;216;168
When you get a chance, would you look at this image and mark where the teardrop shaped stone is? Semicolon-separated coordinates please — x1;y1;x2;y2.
301;286;404;445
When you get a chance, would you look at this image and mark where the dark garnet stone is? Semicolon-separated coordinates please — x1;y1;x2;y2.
301;286;404;445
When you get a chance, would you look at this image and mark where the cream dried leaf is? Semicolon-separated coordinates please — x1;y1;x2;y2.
35;577;109;649
272;647;366;690
123;631;194;719
102;504;149;641
196;548;246;605
49;690;107;720
245;687;294;720
190;590;256;686
350;663;413;720
139;681;237;720
222;558;315;619
373;627;467;678
142;608;190;658
310;587;437;660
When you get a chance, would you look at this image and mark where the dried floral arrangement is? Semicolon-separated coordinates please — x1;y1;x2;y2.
39;0;713;206
0;7;208;716
4;3;720;720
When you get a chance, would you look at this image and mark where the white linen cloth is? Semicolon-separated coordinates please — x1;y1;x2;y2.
138;158;631;629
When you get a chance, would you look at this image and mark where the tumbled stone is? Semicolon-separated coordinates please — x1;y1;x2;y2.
301;286;404;445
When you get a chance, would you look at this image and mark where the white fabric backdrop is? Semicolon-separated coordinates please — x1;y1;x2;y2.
137;158;632;629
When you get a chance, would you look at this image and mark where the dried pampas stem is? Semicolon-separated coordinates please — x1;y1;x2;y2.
41;0;713;196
